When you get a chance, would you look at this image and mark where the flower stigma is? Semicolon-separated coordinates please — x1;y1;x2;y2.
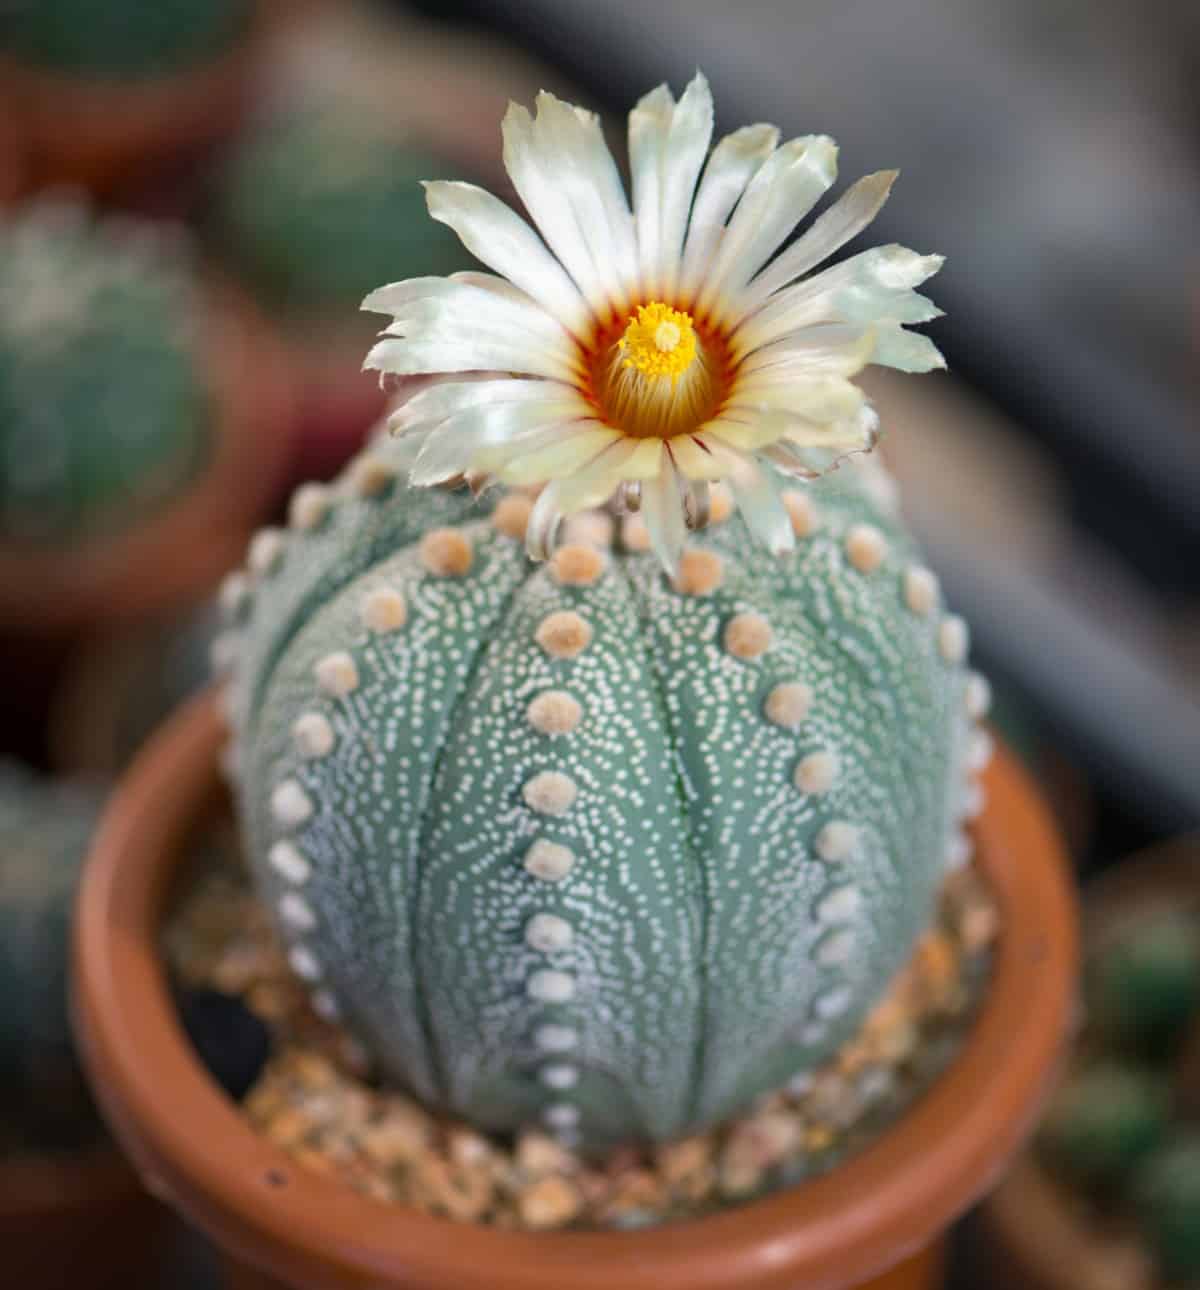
594;301;724;439
619;302;697;385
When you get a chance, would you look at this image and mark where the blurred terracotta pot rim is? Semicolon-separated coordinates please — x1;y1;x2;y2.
73;691;1077;1290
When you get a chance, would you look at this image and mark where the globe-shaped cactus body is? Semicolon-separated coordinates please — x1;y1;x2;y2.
1039;1062;1170;1188
1087;911;1200;1060
0;200;212;546
218;436;985;1152
1135;1135;1200;1281
0;761;103;1146
0;0;250;80
210;102;470;319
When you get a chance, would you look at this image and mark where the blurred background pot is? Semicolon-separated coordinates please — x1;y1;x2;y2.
0;267;294;634
0;1150;166;1290
981;842;1200;1290
73;693;1076;1290
201;8;571;479
0;0;271;200
0;762;168;1289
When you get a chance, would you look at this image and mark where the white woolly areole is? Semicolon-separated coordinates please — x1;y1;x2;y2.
844;523;887;573
526;690;584;736
815;820;860;862
270;780;313;827
964;672;992;720
522;771;578;816
904;566;939;616
289;483;331;532
816;883;862;923
361;587;407;634
268;840;311;884
526;912;575;953
292;712;335;760
523;840;576;882
938;615;969;665
534;1024;578;1052
279;891;317;931
527;969;576;1003
248;528;285;577
314;651;359;697
765;681;813;729
540;1064;580;1090
794;750;840;795
288;945;322;981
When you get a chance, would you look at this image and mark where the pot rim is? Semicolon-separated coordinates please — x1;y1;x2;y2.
74;691;1077;1290
0;0;270;197
0;276;294;633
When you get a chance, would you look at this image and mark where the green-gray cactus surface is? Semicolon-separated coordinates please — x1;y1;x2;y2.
0;761;103;1146
219;436;985;1151
209;103;470;318
0;0;250;80
0;200;211;545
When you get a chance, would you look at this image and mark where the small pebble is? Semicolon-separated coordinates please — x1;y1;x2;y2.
519;1176;583;1229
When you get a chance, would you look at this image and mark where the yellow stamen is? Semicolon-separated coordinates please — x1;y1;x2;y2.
618;302;697;387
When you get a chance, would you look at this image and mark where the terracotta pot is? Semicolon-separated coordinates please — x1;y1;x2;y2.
0;1148;167;1289
0;6;271;201
73;691;1077;1290
981;841;1200;1290
0;280;295;635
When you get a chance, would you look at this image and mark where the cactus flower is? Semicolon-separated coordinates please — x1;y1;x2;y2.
363;73;944;574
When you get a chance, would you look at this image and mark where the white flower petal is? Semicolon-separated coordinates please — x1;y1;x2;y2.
657;72;715;300
557;438;656;513
717;448;795;556
680;124;779;301
666;433;728;481
389;378;576;432
736;170;897;316
729;374;867;426
738;326;876;380
733;246;943;354
628;83;677;298
410;401;588;485
447;270;540;307
697;135;838;324
498;425;622;484
503;96;631;322
702;415;793;453
639;454;688;576
423;180;590;335
365;331;576;384
371;279;572;355
870;323;947;372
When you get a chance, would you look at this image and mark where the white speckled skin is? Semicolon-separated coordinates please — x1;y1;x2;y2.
221;437;982;1151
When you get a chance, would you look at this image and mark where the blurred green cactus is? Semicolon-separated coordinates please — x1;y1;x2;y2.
1039;1062;1170;1187
0;199;211;545
0;761;103;1148
0;0;250;80
1135;1135;1200;1281
209;102;470;317
1087;909;1200;1059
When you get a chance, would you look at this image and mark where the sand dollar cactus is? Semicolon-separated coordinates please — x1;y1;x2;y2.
0;199;211;544
218;441;986;1150
219;74;982;1153
0;0;250;79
